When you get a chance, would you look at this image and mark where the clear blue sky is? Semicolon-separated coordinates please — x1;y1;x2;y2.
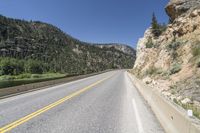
0;0;169;48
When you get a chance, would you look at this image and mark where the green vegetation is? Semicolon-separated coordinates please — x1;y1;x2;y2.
173;99;200;119
167;41;181;60
145;38;154;48
173;98;179;104
170;84;178;95
168;41;181;51
0;73;65;81
0;57;48;76
151;13;167;37
191;42;200;67
25;59;46;74
183;104;200;119
169;63;182;75
192;44;200;57
0;73;66;89
145;66;162;76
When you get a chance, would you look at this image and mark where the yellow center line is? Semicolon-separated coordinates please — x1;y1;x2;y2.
0;74;114;133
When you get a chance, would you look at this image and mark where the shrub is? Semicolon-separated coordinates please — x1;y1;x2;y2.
167;41;181;60
0;58;24;75
146;38;154;48
197;60;200;68
25;60;44;74
192;45;200;57
168;42;181;51
169;63;182;75
173;99;178;104
145;66;161;76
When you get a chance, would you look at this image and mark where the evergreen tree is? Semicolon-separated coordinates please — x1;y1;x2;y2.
151;13;159;30
151;13;162;37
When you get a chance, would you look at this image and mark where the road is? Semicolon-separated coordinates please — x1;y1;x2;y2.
0;70;164;133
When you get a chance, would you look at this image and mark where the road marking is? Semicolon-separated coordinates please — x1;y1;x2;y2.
0;75;113;133
132;98;144;133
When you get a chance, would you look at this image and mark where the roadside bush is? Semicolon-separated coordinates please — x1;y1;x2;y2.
169;63;182;75
0;75;15;80
0;58;24;75
25;60;44;74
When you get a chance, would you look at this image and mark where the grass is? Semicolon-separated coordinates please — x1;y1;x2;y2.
0;73;66;81
0;73;67;89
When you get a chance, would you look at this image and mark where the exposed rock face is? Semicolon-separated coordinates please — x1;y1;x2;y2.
132;0;200;104
166;0;200;21
97;44;136;57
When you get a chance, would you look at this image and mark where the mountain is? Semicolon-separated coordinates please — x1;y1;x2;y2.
97;44;135;56
131;0;200;112
0;15;136;75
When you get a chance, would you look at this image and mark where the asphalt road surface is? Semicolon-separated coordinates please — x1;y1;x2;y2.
0;70;164;133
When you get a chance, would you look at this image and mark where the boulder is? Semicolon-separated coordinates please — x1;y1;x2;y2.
181;98;192;104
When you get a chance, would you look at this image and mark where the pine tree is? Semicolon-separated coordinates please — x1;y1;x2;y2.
151;13;159;30
151;13;162;37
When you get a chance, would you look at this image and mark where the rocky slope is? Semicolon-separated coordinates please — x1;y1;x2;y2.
0;15;136;75
97;44;135;56
132;0;200;110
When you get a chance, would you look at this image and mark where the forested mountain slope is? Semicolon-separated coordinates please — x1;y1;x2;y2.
0;15;136;75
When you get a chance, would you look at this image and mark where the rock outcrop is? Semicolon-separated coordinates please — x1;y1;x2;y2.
166;0;200;21
97;44;136;57
132;0;200;107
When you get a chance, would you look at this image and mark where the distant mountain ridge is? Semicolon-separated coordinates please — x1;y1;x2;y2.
97;44;135;56
0;14;136;75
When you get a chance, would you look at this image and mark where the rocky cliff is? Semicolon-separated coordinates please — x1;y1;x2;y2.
132;0;200;112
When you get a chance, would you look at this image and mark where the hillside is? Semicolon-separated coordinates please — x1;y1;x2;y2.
132;0;200;116
0;15;136;75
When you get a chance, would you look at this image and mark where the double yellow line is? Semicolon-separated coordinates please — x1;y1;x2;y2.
0;75;112;133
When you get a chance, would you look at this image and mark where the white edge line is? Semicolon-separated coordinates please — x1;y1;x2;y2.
132;98;144;133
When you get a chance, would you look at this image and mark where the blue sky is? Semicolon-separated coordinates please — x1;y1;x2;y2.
0;0;169;48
